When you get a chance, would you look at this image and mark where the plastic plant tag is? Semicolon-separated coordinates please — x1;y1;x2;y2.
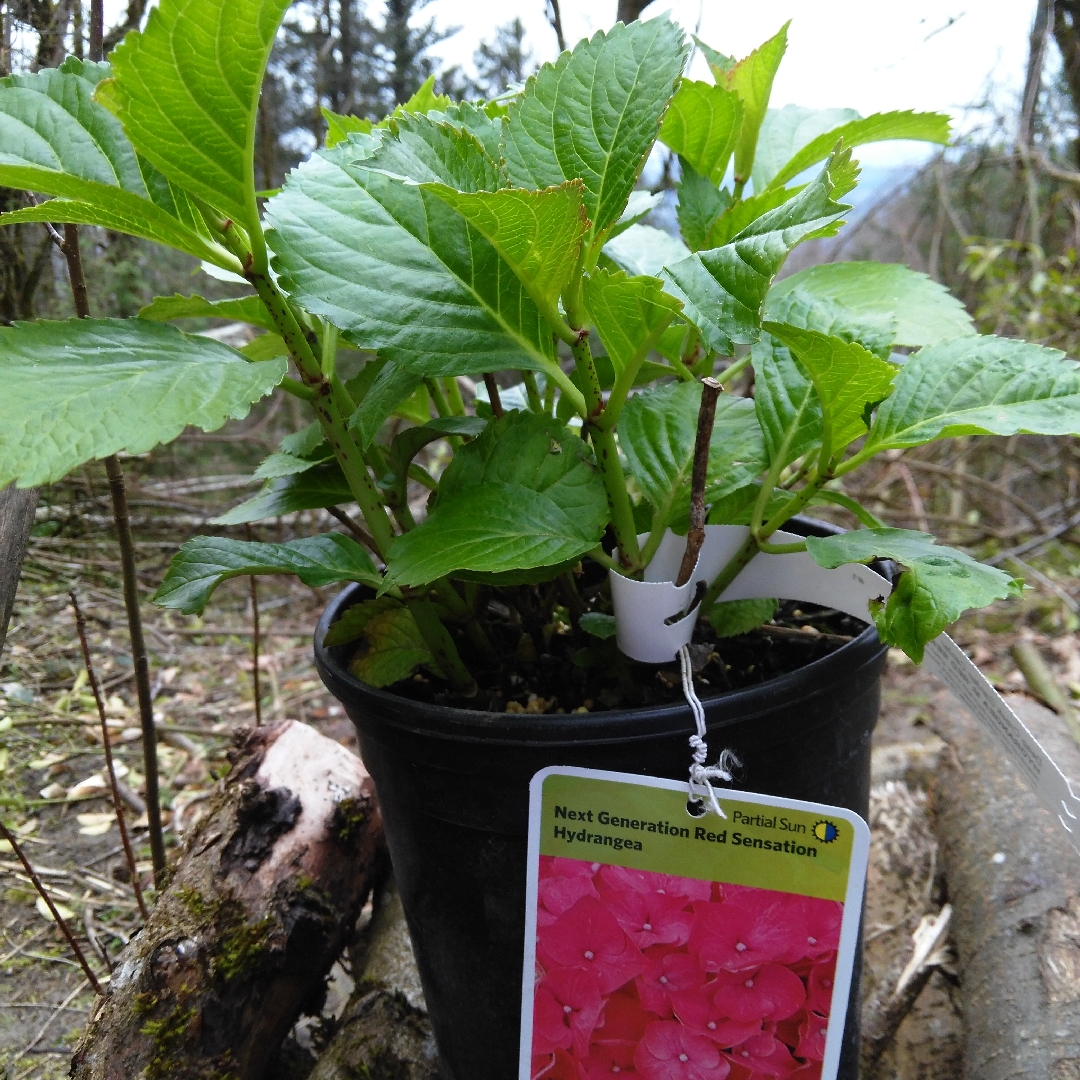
520;766;870;1080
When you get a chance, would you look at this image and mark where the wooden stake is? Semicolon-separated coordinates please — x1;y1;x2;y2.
676;378;721;587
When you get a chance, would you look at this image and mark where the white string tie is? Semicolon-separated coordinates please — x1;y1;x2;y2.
680;645;739;819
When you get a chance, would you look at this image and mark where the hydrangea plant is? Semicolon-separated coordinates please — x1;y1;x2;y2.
2;2;1077;694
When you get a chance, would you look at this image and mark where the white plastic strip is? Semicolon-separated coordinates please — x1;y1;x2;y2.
922;633;1080;852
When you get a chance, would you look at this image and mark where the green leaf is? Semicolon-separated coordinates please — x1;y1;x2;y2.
603;223;690;278
764;110;950;192
707;482;788;526
430;101;505;163
138;293;275;331
704;184;802;249
385;412;608;586
96;0;292;230
239;333;288;361
583;268;682;394
397;75;451;117
751;105;858;192
423;181;588;324
345;598;444;688
348;362;425;447
280;421;325;457
153;533;380;615
212;463;353;525
763;322;897;458
502;17;688;242
708;597;779;637
267;123;559;378
580;612;618;639
765;262;974;348
660;80;742;185
322;107;373;148
709;22;789;188
253;449;332;480
863;336;1080;452
805;528;1022;662
663;149;851;354
751;332;821;470
0;319;285;488
0;64;224;264
763;285;895;360
619;382;768;528
676;161;731;252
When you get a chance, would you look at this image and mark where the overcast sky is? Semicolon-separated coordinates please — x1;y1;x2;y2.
94;1;1040;168
426;0;1040;166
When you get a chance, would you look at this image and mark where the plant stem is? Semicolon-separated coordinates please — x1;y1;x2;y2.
58;222;166;886
0;821;103;995
716;353;752;385
443;376;466;416
522;371;543;412
570;334;642;571
70;591;149;922
103;455;166;883
587;545;624;575
426;377;453;418
543;374;557;415
407;599;476;693
326;506;379;553
676;378;720;586
699;531;758;612
483;373;504;418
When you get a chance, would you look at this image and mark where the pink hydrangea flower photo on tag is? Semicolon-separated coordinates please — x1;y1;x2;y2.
520;769;870;1080
532;860;837;1079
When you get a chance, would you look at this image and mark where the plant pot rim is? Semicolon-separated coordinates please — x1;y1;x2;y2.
314;515;889;747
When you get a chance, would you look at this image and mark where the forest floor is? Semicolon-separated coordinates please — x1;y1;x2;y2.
3;435;1080;1079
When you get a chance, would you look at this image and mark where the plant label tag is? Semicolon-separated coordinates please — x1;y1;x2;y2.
922;633;1080;852
520;766;870;1080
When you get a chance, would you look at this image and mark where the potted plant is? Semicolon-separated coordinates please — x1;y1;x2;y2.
2;5;1077;1077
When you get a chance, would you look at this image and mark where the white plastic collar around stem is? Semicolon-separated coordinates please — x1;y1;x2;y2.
609;525;891;664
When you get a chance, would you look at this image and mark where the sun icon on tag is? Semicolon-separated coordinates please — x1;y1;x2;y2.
813;820;839;844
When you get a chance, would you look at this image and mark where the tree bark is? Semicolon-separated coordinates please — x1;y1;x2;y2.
0;484;37;659
309;878;438;1080
1021;0;1055;149
70;720;384;1080
1054;1;1080;166
932;694;1080;1078
616;0;655;24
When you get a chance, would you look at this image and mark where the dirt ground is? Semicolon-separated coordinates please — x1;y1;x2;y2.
3;455;1080;1079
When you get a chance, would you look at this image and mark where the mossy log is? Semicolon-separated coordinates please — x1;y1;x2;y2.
71;719;384;1080
932;694;1080;1078
309;878;438;1080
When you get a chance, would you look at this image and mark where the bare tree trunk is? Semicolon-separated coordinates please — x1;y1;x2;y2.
932;694;1080;1078
101;0;147;54
546;0;566;52
71;721;385;1080
0;485;37;658
1021;0;1055;149
616;0;655;24
1054;1;1080;166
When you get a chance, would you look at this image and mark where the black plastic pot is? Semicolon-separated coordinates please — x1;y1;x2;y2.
314;519;888;1080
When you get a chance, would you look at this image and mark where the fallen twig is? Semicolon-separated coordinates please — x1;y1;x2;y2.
860;905;952;1076
71;591;149;921
1010;640;1080;749
0;821;102;995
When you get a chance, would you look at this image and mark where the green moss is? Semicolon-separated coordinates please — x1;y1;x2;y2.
133;991;160;1016
175;884;275;983
331;796;367;844
215;912;275;982
141;1005;196;1080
